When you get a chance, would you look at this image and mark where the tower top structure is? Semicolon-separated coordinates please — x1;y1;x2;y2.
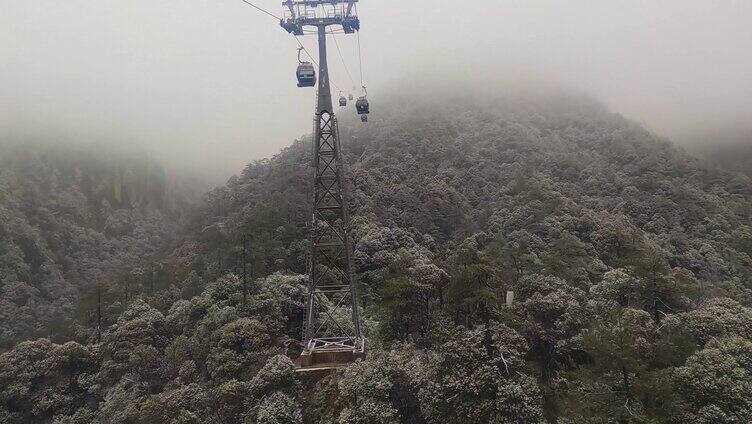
280;0;360;35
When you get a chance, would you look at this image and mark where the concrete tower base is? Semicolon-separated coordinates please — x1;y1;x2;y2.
295;349;365;373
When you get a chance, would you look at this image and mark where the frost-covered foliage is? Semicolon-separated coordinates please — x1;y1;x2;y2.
2;90;752;422
0;273;307;423
0;143;193;347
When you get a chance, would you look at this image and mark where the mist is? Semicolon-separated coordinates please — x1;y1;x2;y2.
2;0;751;181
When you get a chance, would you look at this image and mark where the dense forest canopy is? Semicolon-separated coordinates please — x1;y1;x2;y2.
0;142;195;348
1;90;752;423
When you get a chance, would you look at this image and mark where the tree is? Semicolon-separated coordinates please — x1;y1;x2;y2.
419;324;544;424
446;235;502;332
570;308;654;421
680;298;752;345
674;337;752;423
255;392;303;424
511;274;588;380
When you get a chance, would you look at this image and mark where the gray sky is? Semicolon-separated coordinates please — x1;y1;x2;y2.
2;0;751;180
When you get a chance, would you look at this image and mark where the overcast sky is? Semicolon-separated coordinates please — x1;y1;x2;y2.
2;0;751;179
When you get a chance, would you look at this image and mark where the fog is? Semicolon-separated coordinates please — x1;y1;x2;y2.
2;0;751;181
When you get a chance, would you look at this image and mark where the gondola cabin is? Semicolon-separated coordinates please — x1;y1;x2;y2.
355;97;370;114
296;62;316;87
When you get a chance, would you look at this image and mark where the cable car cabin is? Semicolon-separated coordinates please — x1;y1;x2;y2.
355;97;370;114
296;62;316;87
361;114;368;122
339;96;347;107
348;93;354;101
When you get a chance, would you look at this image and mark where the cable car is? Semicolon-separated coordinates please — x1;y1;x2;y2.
339;93;347;107
355;86;370;115
296;62;316;87
356;97;370;114
295;47;315;88
348;93;354;101
361;114;368;122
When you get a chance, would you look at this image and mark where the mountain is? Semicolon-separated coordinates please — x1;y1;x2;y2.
0;142;196;348
1;89;751;423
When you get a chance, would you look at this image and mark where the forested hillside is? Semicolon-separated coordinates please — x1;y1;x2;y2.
0;143;194;348
2;91;752;423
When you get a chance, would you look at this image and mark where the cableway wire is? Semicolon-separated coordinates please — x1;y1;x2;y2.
355;4;365;93
294;36;317;66
329;29;356;89
237;0;280;20
294;35;344;92
234;0;345;92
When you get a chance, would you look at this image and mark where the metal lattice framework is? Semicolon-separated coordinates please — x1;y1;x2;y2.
281;0;360;35
281;0;364;356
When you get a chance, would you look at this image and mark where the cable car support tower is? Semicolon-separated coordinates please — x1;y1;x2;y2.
280;0;365;368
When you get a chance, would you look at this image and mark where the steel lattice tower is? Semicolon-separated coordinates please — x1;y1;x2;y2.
281;0;364;365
